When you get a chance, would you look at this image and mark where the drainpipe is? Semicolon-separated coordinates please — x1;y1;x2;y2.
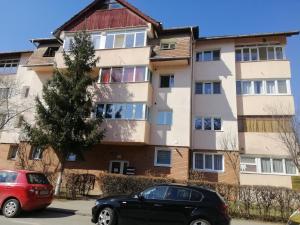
189;27;196;180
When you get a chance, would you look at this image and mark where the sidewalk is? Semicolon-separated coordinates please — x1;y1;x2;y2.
48;199;95;216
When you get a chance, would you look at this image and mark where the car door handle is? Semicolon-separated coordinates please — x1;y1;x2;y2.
185;206;194;209
153;204;163;207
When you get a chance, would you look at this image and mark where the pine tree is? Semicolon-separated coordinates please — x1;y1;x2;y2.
24;32;105;195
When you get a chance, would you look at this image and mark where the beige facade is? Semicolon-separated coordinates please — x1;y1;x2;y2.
0;0;298;189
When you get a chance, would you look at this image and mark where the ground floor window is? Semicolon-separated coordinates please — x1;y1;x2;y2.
7;145;18;160
154;149;172;167
193;152;224;172
109;160;129;174
240;155;297;175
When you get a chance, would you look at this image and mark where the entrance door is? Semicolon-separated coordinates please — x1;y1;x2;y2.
109;161;129;174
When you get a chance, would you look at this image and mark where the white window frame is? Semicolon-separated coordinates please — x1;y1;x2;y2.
194;117;222;131
0;59;20;75
240;157;258;173
154;148;172;167
159;75;175;88
63;36;75;51
240;156;298;176
160;42;176;50
236;79;291;96
193;152;224;173
98;66;149;84
235;44;286;62
96;103;147;121
105;30;147;49
8;145;18;161
109;160;129;174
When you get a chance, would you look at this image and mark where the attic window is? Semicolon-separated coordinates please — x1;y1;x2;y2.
160;43;176;50
43;47;59;57
105;0;123;9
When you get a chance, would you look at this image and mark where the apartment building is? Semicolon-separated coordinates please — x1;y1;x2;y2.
0;0;298;188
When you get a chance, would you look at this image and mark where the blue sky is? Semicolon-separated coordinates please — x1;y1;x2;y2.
0;0;299;112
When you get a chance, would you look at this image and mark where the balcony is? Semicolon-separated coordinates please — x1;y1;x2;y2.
55;47;151;69
236;60;291;79
95;82;152;105
101;120;150;144
237;95;295;116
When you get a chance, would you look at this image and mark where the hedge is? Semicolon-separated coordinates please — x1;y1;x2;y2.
98;172;300;222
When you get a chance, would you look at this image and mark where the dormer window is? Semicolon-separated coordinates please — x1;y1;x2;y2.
160;42;176;50
43;47;59;57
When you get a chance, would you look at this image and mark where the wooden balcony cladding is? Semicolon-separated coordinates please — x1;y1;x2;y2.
149;35;191;59
65;8;148;32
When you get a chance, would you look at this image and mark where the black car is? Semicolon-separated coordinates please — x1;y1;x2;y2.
91;184;230;225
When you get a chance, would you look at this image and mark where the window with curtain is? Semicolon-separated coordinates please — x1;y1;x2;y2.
285;160;297;175
272;159;284;173
266;80;276;94
261;158;271;173
242;81;252;94
193;153;224;172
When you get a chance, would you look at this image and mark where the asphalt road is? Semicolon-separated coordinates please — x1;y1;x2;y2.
0;211;285;225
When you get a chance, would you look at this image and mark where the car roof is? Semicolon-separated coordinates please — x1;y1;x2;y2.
0;169;39;174
155;183;216;193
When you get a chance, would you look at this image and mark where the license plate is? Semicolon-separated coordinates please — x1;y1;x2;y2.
39;190;49;196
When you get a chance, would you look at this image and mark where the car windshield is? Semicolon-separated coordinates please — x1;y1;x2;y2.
26;173;50;185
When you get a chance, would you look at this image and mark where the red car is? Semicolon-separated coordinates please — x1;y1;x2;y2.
0;170;53;218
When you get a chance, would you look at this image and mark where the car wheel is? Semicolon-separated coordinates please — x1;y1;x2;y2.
2;199;21;218
98;207;117;225
190;218;211;225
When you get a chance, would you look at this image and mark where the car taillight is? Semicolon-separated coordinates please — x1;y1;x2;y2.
218;203;229;218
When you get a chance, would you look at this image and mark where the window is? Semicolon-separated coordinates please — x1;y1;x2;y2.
0;171;18;183
160;43;176;50
286;160;297;175
241;156;297;175
266;80;276;94
43;47;59;57
105;30;146;49
0;88;9;100
235;45;285;62
195;118;202;130
195;82;203;94
195;82;221;95
155;149;171;167
190;191;203;202
160;75;174;88
240;157;257;173
193;153;224;172
236;80;290;95
67;153;77;162
26;173;49;185
195;117;222;131
142;186;168;200
0;59;19;75
157;111;173;126
196;50;220;62
91;34;102;49
272;159;284;173
63;36;74;51
254;81;263;94
8;145;18;160
277;80;288;94
99;66;149;83
96;103;147;120
165;187;191;201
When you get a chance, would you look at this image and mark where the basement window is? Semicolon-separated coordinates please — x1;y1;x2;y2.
43;47;59;57
160;43;176;50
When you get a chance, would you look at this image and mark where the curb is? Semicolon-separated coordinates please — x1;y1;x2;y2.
46;207;92;217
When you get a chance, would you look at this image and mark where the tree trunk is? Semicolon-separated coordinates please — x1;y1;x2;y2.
54;161;65;196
